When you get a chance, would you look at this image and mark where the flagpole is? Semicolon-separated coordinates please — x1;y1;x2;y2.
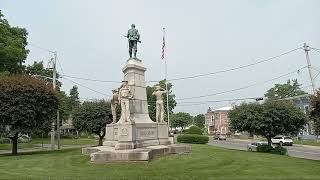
163;28;170;134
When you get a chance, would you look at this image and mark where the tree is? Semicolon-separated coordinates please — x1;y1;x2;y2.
310;90;320;137
69;85;80;111
265;79;307;100
0;11;29;74
147;79;177;121
25;61;62;87
170;112;193;130
193;114;205;128
229;101;306;145
72;100;112;145
0;75;58;154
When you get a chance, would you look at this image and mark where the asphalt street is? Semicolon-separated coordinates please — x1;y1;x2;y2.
208;137;320;160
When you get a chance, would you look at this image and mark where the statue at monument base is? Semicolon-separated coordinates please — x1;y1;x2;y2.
82;25;191;162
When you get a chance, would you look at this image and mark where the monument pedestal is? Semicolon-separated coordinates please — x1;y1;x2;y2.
83;58;191;162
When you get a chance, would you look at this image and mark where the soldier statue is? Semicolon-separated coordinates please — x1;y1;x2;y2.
111;89;119;124
152;86;167;123
126;24;140;58
119;81;133;123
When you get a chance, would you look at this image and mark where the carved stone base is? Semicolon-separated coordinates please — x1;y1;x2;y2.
82;144;192;162
104;122;169;149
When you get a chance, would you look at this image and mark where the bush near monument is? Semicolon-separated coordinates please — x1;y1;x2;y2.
0;75;58;155
184;125;203;135
257;144;288;155
72;100;112;146
177;134;209;144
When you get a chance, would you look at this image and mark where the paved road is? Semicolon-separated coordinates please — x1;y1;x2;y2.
208;137;320;160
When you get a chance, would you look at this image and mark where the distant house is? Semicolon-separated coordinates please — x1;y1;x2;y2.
205;106;232;134
60;118;78;137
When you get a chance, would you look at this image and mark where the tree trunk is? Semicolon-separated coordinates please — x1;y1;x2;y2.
266;136;272;146
98;136;103;146
10;133;19;155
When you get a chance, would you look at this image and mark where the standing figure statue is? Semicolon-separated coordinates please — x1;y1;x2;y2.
119;81;133;123
126;24;140;58
111;89;119;124
152;86;167;123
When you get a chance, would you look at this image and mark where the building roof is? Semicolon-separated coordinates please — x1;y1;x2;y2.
215;106;232;111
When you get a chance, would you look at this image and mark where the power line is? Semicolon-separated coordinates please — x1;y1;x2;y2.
176;66;307;101
28;43;55;53
60;74;122;83
167;47;301;82
177;84;312;105
57;47;301;84
177;97;258;105
62;77;111;97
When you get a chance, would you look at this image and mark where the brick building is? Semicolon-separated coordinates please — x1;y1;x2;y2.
205;106;232;134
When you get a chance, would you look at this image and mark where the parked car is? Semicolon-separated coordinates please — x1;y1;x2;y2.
247;142;268;151
271;136;293;146
213;134;226;140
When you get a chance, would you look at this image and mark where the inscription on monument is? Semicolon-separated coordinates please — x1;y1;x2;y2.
138;128;156;139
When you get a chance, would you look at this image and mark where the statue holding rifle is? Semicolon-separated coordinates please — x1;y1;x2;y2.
125;24;141;58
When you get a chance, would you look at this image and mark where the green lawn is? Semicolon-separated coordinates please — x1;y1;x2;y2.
0;145;319;180
0;138;97;151
30;137;97;146
0;143;38;150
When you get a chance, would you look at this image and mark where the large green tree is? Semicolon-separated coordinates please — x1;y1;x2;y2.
229;101;306;145
170;112;193;130
147;79;177;121
0;75;58;154
265;79;307;100
69;85;80;111
72;100;112;145
193;114;205;128
310;90;320;137
0;10;29;74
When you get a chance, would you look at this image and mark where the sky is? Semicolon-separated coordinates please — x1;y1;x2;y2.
1;0;320;115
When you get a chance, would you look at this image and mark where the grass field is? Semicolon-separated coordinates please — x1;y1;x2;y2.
0;138;97;151
0;144;319;180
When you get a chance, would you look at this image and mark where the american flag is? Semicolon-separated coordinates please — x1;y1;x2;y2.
161;28;166;60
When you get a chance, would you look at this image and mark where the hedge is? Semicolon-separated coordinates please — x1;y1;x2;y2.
184;126;203;135
177;134;209;144
257;144;288;155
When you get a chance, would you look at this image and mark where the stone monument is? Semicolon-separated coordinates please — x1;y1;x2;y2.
111;89;119;124
82;24;191;162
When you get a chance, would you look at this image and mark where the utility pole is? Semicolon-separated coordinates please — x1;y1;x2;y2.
303;43;317;94
50;51;61;150
53;51;61;150
51;52;57;150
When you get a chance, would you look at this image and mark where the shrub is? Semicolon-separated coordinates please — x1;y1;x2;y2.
184;126;203;135
272;145;288;155
257;144;274;152
257;144;287;155
177;134;209;144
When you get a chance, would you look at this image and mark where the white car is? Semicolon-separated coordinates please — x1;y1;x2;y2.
247;142;268;151
271;136;293;146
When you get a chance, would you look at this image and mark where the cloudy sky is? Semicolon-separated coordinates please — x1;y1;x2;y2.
1;0;320;115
